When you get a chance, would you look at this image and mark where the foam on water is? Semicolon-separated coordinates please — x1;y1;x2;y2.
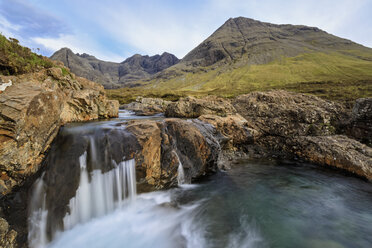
28;153;137;247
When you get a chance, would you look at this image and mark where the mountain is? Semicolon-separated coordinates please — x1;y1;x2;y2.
50;48;179;88
126;17;372;101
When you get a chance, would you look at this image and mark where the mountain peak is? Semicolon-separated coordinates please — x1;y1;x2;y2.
50;48;179;88
180;16;360;67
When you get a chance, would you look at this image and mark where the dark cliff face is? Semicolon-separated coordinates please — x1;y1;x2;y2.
180;17;363;67
50;48;179;89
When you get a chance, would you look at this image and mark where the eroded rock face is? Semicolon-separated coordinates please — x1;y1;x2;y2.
198;114;258;150
293;135;372;180
232;90;348;138
0;68;119;195
125;118;220;189
229;91;372;179
123;97;170;116
165;96;236;118
347;98;372;146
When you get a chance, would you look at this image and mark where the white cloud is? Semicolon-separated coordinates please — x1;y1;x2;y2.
0;15;21;38
91;2;210;58
69;0;372;60
32;34;125;62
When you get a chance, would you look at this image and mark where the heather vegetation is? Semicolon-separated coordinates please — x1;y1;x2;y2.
0;34;53;75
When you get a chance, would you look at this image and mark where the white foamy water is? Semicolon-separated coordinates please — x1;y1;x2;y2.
28;153;137;248
28;174;48;248
63;153;136;230
174;151;186;185
48;190;205;248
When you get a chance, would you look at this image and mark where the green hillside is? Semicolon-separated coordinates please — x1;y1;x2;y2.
108;50;372;104
107;17;372;104
0;34;53;75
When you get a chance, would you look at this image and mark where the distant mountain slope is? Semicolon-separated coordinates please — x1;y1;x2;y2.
137;17;372;99
50;48;179;88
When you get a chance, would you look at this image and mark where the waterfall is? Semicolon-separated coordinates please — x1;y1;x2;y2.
28;174;48;248
173;151;186;185
28;152;137;247
64;154;136;230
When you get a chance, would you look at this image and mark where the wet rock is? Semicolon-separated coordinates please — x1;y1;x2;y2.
123;97;170;116
0;69;119;195
165;96;236;118
125;118;220;189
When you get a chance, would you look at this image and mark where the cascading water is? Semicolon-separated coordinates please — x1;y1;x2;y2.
173;151;186;185
63;154;136;230
28;153;136;247
28;174;48;248
27;117;138;248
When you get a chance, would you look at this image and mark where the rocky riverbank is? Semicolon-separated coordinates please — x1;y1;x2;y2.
126;91;372;182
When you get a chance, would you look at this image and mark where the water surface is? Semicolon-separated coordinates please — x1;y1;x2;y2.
48;159;372;248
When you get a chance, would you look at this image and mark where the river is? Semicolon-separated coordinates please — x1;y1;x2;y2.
28;111;372;248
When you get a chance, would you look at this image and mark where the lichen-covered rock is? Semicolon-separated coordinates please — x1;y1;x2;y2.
230;91;372;179
233;90;348;137
0;217;16;248
123;97;170;116
198;114;259;150
347;98;372;146
165;96;236;118
0;68;118;195
292;135;372;180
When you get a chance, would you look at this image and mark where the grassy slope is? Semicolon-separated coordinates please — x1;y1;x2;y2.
0;34;53;75
107;50;372;104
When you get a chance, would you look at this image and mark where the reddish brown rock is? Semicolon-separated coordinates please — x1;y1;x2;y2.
0;68;118;195
198;114;259;150
125;118;220;189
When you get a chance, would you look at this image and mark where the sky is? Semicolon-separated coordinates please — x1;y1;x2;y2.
0;0;371;62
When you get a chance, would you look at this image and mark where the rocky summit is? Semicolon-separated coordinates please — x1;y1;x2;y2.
51;48;179;88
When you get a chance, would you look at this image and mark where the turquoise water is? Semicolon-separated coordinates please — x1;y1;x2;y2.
48;159;372;248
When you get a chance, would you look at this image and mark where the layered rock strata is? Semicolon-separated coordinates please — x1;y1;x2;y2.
0;67;118;196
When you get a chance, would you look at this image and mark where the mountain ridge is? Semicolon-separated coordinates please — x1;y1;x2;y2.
50;48;179;88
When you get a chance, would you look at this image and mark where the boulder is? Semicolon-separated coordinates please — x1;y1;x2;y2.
0;68;119;195
165;95;236;118
232;90;348;137
125;118;220;189
123;97;170;116
198;114;259;150
293;135;372;180
347;98;372;146
231;91;372;179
